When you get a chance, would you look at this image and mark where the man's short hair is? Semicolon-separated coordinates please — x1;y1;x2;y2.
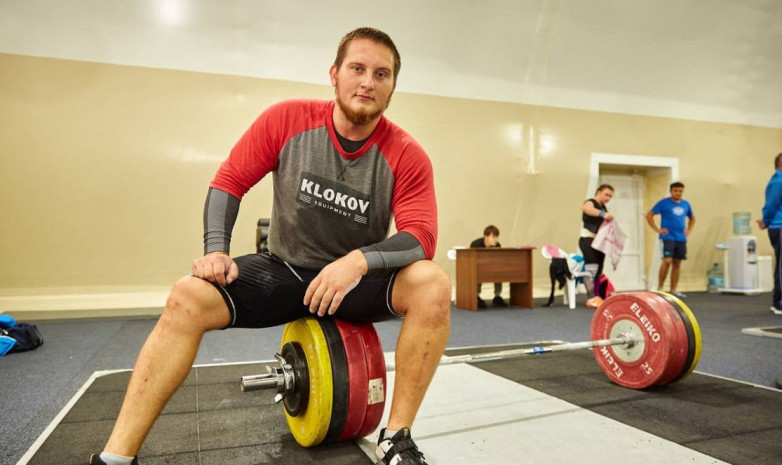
484;225;500;237
335;27;401;81
670;182;685;190
774;152;782;169
595;184;614;195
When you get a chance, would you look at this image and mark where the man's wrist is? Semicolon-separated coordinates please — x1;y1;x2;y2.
349;250;369;275
204;243;230;255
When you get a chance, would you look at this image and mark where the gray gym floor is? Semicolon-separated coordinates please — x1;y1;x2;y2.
2;291;781;465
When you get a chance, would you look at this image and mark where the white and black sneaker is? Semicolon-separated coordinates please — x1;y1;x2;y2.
88;454;139;465
375;427;428;465
770;306;782;315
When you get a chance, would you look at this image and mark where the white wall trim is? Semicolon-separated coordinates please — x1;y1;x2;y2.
0;291;168;312
0;290;168;320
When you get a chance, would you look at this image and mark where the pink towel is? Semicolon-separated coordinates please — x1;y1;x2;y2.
591;221;627;270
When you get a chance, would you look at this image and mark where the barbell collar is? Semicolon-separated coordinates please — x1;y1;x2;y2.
240;353;296;401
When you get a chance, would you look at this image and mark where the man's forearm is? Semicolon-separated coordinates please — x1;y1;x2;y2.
203;187;241;255
359;232;426;270
686;217;696;234
645;215;659;232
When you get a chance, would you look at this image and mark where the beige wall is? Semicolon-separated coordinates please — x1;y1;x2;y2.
643;168;673;273
2;53;781;313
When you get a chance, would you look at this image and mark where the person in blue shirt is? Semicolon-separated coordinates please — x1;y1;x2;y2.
646;182;696;299
756;152;782;315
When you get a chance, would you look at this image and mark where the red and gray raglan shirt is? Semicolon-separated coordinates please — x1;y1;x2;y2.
204;99;437;271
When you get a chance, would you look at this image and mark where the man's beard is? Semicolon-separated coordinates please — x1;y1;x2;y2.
335;86;393;125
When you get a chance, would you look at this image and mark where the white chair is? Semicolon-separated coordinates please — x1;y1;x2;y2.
446;246;466;261
541;244;590;309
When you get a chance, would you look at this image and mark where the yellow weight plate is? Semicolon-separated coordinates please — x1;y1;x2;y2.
666;293;702;378
280;317;333;447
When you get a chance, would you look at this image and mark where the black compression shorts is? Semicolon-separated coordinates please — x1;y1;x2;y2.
209;252;402;329
579;237;606;277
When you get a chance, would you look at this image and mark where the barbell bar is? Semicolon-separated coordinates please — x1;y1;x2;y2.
242;335;638;393
421;335;636;368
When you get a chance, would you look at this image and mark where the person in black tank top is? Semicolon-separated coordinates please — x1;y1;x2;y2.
579;184;614;299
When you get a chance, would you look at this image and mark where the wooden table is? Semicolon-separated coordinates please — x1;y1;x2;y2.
455;247;534;310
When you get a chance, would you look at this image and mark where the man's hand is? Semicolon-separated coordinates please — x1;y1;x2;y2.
304;250;368;317
659;227;669;235
757;219;768;230
604;212;615;221
192;252;239;286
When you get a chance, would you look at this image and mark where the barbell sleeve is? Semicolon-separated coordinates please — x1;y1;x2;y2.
241;373;280;392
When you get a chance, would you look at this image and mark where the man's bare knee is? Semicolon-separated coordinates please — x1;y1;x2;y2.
161;276;229;332
394;261;452;319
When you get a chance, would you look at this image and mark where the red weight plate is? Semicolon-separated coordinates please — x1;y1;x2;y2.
355;322;387;438
648;292;691;386
590;292;678;389
334;319;369;441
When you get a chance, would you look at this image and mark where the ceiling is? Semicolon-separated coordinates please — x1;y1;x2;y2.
1;0;781;127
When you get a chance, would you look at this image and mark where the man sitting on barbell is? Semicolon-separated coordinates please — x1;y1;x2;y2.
89;27;449;465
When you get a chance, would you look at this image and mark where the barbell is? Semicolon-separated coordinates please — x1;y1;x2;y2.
240;291;702;447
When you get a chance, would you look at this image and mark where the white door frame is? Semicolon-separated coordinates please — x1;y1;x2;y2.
587;153;679;196
598;173;646;290
587;153;679;290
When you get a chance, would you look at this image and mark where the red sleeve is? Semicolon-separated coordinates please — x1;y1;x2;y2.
386;135;438;259
210;100;326;200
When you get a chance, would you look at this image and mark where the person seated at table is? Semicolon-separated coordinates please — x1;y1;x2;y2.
470;225;507;308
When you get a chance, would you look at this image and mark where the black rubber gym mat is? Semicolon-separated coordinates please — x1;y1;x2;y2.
447;344;782;465
21;346;782;465
24;364;370;465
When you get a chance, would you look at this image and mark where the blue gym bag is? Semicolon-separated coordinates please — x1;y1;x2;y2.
0;314;44;356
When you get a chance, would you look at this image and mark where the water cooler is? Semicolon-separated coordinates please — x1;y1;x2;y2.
718;212;762;294
725;236;758;290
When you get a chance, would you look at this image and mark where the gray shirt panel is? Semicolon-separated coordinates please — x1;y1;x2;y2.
268;126;395;269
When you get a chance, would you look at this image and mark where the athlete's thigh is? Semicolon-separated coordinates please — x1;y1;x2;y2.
213;253;312;329
331;268;402;323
